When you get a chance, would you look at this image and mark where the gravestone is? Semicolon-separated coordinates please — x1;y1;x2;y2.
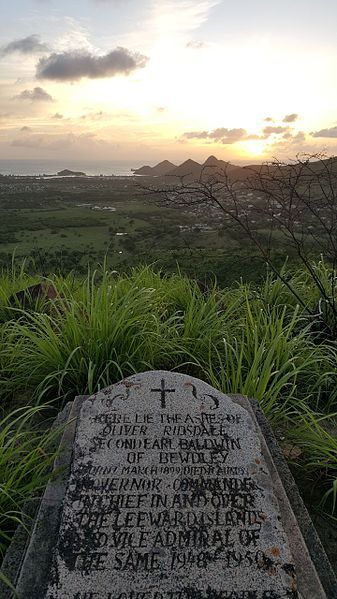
2;371;337;598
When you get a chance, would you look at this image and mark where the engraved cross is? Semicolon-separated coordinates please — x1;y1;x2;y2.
151;378;175;409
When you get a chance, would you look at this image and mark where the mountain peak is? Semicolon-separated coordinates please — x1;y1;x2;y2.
133;159;177;176
152;160;177;175
166;159;202;179
203;155;219;165
181;159;201;166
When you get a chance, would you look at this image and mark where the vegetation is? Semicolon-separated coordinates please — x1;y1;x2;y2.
1;157;337;569
0;405;62;560
0;174;291;285
156;154;337;335
0;262;336;554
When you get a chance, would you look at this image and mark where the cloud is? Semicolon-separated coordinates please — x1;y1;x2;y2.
36;47;148;81
182;127;247;144
281;130;305;142
186;41;206;49
311;126;337;138
183;130;208;139
283;113;299;123
11;131;107;150
263;126;289;136
182;124;305;146
81;110;105;120
152;1;220;35
246;134;262;140
13;87;54;102
52;112;63;119
292;131;305;142
0;34;48;57
209;128;247;143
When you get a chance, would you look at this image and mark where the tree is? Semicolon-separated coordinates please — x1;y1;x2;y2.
144;154;337;337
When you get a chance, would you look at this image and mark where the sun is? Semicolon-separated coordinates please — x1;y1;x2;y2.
240;139;268;157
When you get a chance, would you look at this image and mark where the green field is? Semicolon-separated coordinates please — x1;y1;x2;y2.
0;176;290;284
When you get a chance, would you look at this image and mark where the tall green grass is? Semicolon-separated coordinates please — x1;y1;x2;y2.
0;405;60;558
186;280;337;421
0;265;228;404
1;263;336;415
0;261;336;523
288;410;337;516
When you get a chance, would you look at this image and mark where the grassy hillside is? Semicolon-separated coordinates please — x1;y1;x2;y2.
0;262;336;565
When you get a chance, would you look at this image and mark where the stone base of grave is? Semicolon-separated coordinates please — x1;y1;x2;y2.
0;398;86;599
1;373;337;599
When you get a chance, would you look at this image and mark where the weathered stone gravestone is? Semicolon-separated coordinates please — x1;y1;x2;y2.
2;371;337;598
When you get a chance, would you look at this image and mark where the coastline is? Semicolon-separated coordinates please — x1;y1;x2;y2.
0;159;150;178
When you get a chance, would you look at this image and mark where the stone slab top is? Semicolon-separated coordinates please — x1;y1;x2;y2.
46;371;301;598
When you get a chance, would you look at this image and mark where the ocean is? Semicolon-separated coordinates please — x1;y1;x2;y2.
0;159;154;177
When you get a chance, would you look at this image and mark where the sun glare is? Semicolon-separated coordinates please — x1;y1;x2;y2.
240;139;268;157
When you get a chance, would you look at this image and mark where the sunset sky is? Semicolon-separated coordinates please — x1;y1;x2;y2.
1;0;337;162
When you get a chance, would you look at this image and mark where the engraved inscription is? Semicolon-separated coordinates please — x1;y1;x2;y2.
46;373;298;599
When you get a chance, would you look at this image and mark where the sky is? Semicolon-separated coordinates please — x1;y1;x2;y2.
1;0;337;163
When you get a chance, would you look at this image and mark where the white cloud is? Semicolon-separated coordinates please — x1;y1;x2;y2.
151;0;220;35
55;18;94;53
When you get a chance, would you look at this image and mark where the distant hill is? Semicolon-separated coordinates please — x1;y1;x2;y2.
153;160;177;176
133;165;153;176
133;160;177;176
165;159;202;180
133;155;260;182
201;155;247;179
203;155;232;171
163;156;250;182
57;169;87;177
134;155;295;182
